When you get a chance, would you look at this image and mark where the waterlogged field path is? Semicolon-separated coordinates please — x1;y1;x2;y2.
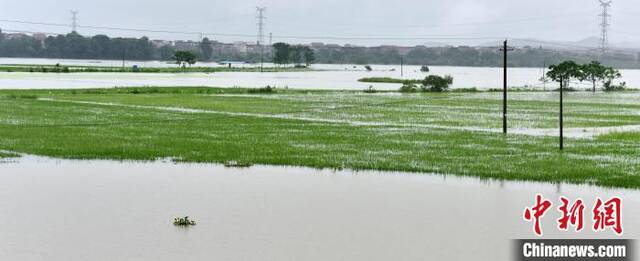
36;97;640;139
1;87;639;188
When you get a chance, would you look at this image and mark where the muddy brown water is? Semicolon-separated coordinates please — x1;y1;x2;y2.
1;155;638;261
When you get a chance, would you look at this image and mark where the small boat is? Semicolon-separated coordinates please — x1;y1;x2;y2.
420;65;430;72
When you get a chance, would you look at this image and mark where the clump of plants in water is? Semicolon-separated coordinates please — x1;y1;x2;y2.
224;160;253;168
604;81;627;92
399;75;453;93
174;216;196;226
363;85;377;93
399;82;418;93
422;75;453;92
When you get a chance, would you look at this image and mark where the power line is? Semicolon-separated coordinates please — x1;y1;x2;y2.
0;18;506;41
269;12;591;30
0;19;256;38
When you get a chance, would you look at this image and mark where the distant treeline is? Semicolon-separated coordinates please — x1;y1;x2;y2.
313;46;640;68
0;32;170;60
1;31;640;68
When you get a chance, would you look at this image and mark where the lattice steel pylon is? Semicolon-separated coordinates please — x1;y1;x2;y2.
599;0;612;54
256;7;266;72
70;10;79;33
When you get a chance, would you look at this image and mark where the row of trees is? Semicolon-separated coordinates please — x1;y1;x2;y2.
313;46;640;69
547;61;623;92
272;43;315;66
2;31;638;70
0;32;164;60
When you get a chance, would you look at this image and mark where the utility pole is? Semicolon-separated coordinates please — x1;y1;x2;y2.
122;49;126;71
500;40;513;134
70;10;79;33
542;61;547;91
599;0;612;54
400;56;404;77
560;78;564;150
256;7;266;73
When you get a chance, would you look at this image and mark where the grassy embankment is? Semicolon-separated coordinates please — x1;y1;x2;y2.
358;77;421;84
1;87;639;188
0;152;17;158
0;64;312;73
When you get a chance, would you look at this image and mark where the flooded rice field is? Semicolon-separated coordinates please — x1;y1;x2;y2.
2;58;640;90
1;155;638;261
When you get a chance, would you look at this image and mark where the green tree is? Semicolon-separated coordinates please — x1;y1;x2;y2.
580;61;621;92
158;45;176;60
601;66;622;91
89;35;111;59
272;42;290;66
422;75;453;92
547;61;582;90
289;46;302;65
303;46;315;66
174;51;197;68
199;37;213;61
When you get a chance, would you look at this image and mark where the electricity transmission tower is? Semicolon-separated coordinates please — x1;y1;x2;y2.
256;7;266;72
599;0;612;54
70;10;79;33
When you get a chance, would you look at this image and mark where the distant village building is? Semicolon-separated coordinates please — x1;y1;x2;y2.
32;33;47;42
310;42;325;48
150;40;171;48
5;33;28;40
173;40;199;52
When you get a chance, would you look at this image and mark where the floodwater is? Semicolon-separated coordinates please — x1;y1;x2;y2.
1;155;638;261
1;58;639;90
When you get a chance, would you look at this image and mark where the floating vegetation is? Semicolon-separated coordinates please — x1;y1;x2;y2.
363;85;378;93
173;216;196;226
224;161;254;168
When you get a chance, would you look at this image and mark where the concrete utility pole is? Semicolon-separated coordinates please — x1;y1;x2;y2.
500;40;513;134
256;7;266;72
599;0;612;54
400;56;404;77
70;10;79;33
560;78;564;150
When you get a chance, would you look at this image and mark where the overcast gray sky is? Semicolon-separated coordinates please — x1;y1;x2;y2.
2;0;638;46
